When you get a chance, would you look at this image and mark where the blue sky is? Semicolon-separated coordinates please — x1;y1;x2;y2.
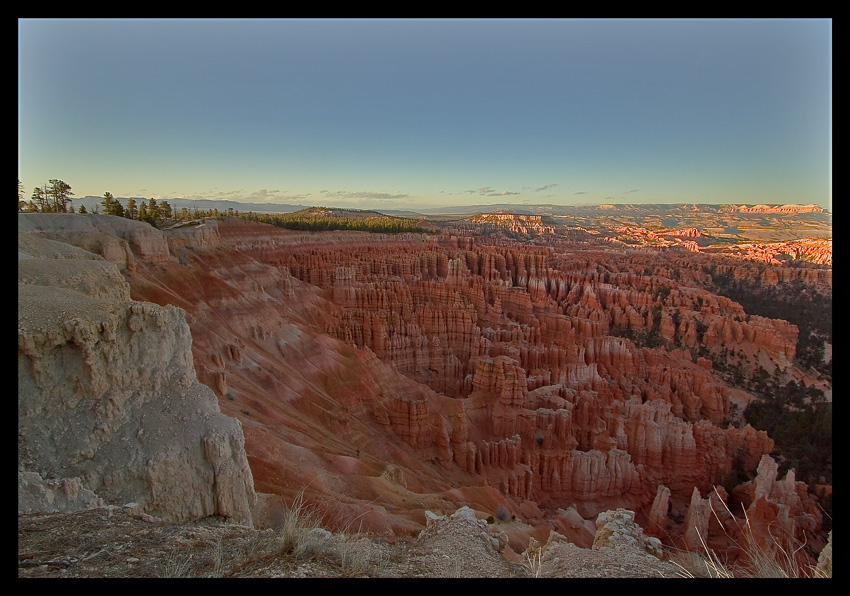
18;18;832;211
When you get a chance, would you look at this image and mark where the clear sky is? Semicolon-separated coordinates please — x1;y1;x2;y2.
18;18;832;211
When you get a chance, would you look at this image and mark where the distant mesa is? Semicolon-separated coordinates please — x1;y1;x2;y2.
461;212;556;236
670;227;704;238
721;204;825;215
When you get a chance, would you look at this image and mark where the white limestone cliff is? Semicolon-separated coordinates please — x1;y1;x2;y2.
18;215;256;525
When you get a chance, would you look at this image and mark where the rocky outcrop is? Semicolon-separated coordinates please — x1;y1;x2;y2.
737;455;824;552
677;454;825;570
461;212;556;236
19;213;171;268
816;530;832;577
670;227;704;238
592;508;663;558
733;239;832;267
645;484;671;538
18;215;256;525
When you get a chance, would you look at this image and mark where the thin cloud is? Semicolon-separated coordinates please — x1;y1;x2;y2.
179;188;311;203
533;183;559;193
319;190;409;201
466;186;520;197
246;188;284;202
623;189;639;194
574;191;588;195
183;189;246;201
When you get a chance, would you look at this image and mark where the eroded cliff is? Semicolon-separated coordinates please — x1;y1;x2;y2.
18;215;255;525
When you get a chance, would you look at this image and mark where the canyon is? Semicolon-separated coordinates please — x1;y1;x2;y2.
18;207;831;572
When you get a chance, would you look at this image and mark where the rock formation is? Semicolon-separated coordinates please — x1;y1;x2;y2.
723;204;825;214
737;455;824;554
592;508;663;558
670;227;704;238
816;530;832;577
18;216;255;525
460;212;556;236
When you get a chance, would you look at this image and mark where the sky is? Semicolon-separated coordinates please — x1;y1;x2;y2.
18;18;832;212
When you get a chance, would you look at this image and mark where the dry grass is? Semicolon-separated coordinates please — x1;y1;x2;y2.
670;487;828;579
522;537;544;578
273;488;389;577
148;488;386;577
276;489;330;559
155;548;196;578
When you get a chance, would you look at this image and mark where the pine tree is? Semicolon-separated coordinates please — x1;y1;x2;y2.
47;179;73;212
125;198;138;219
31;186;47;212
147;198;160;224
101;191;125;217
101;192;116;214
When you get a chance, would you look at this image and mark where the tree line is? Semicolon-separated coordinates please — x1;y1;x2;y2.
18;179;74;213
244;209;429;234
19;180;185;226
19;181;427;234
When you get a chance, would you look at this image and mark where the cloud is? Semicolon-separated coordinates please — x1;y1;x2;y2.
574;191;588;195
179;188;310;203
623;189;639;194
183;189;246;201
466;186;520;197
533;183;558;193
246;188;284;202
319;190;409;201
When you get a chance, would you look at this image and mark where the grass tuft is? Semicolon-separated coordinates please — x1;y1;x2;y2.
276;488;331;559
670;487;826;578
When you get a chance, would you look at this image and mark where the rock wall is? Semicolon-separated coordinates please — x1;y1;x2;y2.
18;215;256;525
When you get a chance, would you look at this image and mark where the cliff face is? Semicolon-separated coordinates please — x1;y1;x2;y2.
18;215;255;525
18;213;828;557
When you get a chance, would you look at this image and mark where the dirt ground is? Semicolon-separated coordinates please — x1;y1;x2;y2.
18;506;682;579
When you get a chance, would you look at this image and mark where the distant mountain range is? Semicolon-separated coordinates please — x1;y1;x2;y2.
72;196;308;214
71;196;830;218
